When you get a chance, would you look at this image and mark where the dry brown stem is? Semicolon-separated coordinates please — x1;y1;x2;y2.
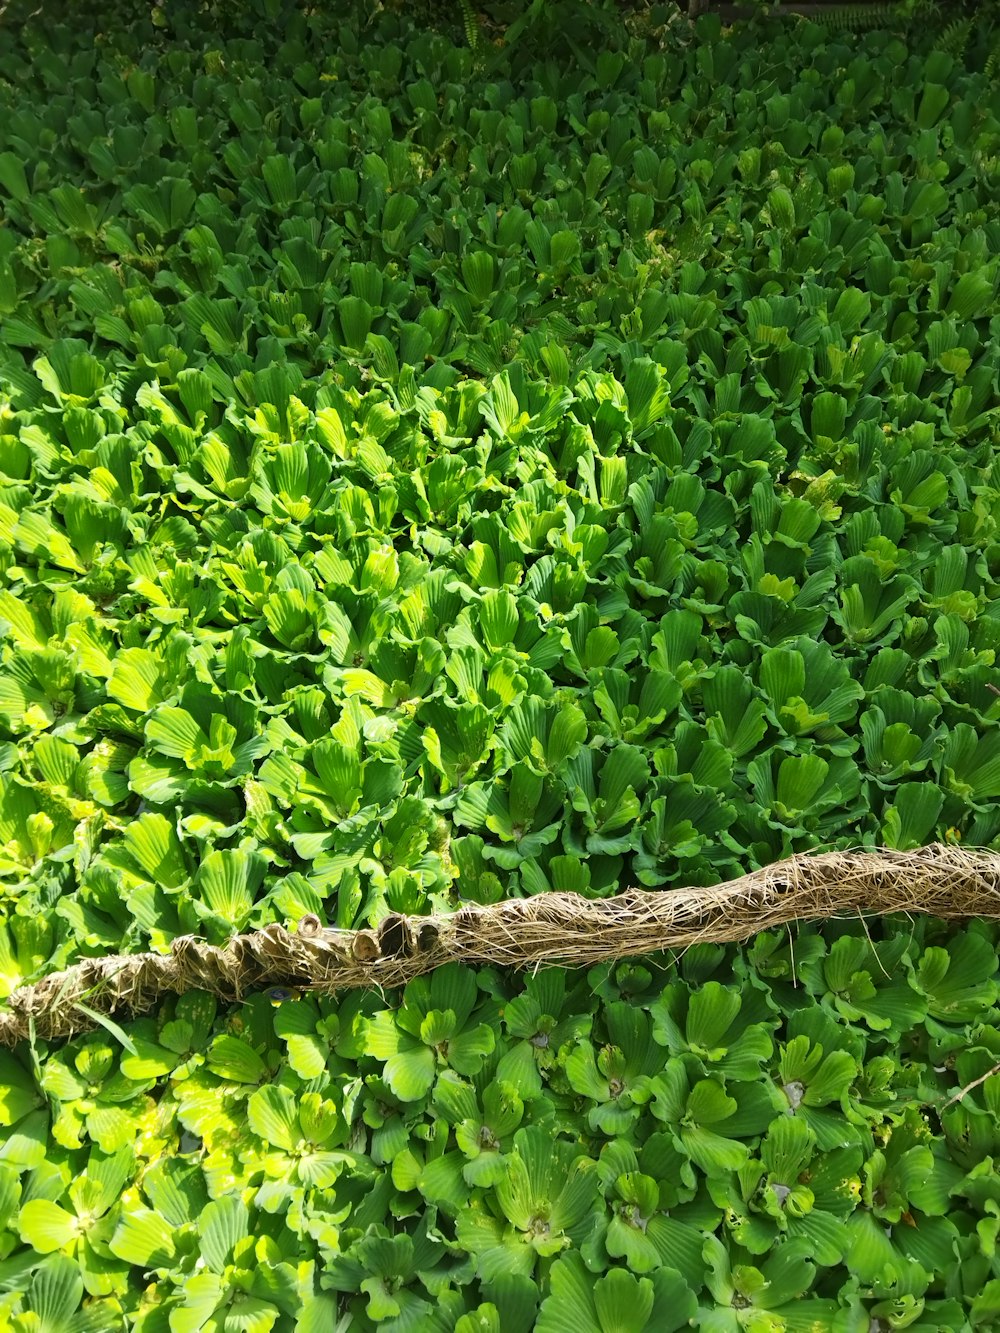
3;843;999;1047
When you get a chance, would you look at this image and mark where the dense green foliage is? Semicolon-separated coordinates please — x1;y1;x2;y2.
2;0;1000;1327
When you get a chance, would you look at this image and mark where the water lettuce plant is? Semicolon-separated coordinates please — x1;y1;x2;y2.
1;0;1000;1324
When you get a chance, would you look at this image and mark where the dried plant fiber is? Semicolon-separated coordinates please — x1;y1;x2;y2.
3;844;1000;1046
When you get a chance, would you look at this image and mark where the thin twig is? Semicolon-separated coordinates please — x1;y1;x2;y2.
942;1060;1000;1110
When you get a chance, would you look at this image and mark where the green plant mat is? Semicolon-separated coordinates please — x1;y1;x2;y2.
2;0;1000;1327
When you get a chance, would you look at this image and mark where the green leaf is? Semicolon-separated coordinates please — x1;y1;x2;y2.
480;590;519;651
537;1253;696;1333
248;1084;300;1151
195;847;265;931
0;151;30;201
18;1200;77;1253
206;1035;266;1083
624;358;670;436
945;270;993;321
170;1271;227;1332
199;1194;249;1275
702;668;767;758
24;1255;84;1327
107;648;169;712
387;1047;435;1102
880;783;943;850
121;812;188;888
145;707;204;759
109;1208;177;1267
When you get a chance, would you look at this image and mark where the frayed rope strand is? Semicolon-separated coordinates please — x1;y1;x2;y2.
3;844;1000;1047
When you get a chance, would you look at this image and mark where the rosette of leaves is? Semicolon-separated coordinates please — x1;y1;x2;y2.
134;372;222;473
413;1069;529;1218
0;773;76;888
564;1001;665;1136
354;1074;426;1177
0;597;86;739
4;1253;124;1332
515;540;623;631
491;694;589;778
649;980;778;1083
646;732;738;874
744;748;864;842
860;689;943;786
339;622;449;717
103;636;187;721
215;531;296;628
561;743;651;858
258;566;328;658
450;1274;539;1333
757;637;864;742
169;1002;282;1177
553;600;642;689
17;1146;135;1298
340;794;454;924
117;1194;299;1333
726;564;836;650
584;1138;706;1280
708;1113;863;1266
130;683;270;811
363;964;497;1103
700;667;769;763
0;911;54;999
653;718;736;794
519;846;612;900
587;662;682;747
630;469;738;558
455;1125;602;1282
643;1061;765;1178
797;932;928;1040
454;770;566;868
632;788;740;885
258;726;402;849
857;1106;963;1273
495;969;596;1101
417;696;495;796
246;1083;359;1199
831;556;919;649
0;651;76;743
536;1253;697;1333
248;441;333;528
266;992;340;1083
696;1234;841;1331
145;991;219;1083
18;733;106;833
916;927;1000;1059
879;783;947;852
838;1150;958;1333
40;1038;156;1154
9;485;111;587
431;1070;525;1188
320;1210;452;1330
449;834;507;906
917;612;1000;706
775;1005;866;1151
91;812;195;952
939;1042;1000;1184
937;723;1000;806
185;847;268;941
442;643;527;727
643;610;712;699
